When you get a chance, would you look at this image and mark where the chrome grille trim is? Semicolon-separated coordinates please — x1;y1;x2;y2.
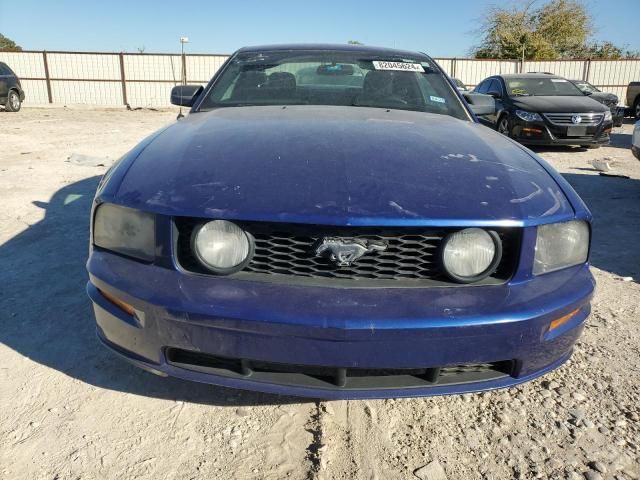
543;112;604;126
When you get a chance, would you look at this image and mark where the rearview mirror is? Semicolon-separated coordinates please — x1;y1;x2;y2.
316;64;354;76
170;85;203;107
463;93;496;116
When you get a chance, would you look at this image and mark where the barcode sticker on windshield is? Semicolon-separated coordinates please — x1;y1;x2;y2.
372;61;424;72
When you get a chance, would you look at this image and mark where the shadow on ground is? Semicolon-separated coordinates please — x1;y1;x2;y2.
529;139;630;156
1;172;638;405
0;176;303;406
609;131;632;150
562;173;640;280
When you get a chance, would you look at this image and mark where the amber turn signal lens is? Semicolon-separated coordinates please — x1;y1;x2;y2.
99;289;136;316
548;308;580;332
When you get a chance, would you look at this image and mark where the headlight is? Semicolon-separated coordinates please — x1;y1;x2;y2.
441;228;502;283
93;203;155;261
515;110;542;122
603;110;612;121
192;220;253;273
534;220;589;275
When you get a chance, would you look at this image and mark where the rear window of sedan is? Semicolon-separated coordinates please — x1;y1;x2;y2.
198;50;470;120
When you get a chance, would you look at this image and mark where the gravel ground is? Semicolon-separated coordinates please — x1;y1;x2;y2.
0;107;639;480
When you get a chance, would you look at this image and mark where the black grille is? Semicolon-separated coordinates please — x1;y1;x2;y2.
250;225;443;280
175;219;520;287
165;348;515;390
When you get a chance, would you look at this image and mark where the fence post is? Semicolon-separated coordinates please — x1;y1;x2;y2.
42;51;53;104
181;53;187;84
451;58;457;78
583;58;592;82
119;52;128;106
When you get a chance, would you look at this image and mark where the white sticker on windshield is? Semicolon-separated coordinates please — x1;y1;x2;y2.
372;61;424;72
430;95;446;103
551;79;568;82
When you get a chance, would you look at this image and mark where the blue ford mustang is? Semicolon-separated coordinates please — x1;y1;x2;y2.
86;44;595;399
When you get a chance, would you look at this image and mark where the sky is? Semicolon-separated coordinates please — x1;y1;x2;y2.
1;0;638;57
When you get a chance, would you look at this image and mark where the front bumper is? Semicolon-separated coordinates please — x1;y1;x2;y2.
87;249;595;399
613;107;625;127
511;116;611;146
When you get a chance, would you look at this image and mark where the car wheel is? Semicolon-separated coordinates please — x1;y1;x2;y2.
634;97;640;120
497;116;510;136
5;90;21;112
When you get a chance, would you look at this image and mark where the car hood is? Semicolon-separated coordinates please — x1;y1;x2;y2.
511;95;608;113
114;106;574;225
588;92;618;106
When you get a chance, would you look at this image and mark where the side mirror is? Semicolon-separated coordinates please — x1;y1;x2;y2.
487;90;502;99
463;92;496;116
170;85;203;107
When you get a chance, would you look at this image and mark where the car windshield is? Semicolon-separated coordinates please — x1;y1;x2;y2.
452;78;466;89
574;81;599;94
506;77;585;97
198;50;469;120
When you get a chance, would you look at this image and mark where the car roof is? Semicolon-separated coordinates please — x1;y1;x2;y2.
498;73;565;79
236;43;431;60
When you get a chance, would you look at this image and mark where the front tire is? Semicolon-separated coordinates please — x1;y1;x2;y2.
497;115;510;136
5;90;21;112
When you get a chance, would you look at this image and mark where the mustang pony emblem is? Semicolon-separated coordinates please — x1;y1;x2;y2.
314;237;388;266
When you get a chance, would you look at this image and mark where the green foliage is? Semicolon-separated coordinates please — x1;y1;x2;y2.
583;41;623;59
473;0;633;59
535;0;591;57
0;33;22;51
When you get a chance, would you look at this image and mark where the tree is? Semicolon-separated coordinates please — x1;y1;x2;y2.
535;0;591;57
0;33;22;51
472;0;630;59
583;41;623;59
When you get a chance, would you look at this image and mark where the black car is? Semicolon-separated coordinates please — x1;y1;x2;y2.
570;79;624;127
451;77;468;92
474;73;612;148
0;62;24;112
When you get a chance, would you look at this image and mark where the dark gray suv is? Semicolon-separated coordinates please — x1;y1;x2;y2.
0;62;25;112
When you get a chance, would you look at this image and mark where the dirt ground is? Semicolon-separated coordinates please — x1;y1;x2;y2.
1;107;639;480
